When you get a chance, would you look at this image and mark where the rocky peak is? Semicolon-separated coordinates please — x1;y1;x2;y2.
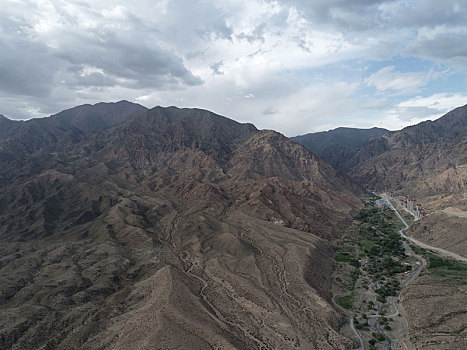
90;106;259;168
0;101;148;157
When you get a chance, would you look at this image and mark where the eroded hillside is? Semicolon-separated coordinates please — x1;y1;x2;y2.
0;104;363;349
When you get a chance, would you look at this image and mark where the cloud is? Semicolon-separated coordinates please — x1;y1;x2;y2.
0;0;201;103
407;28;467;68
276;0;385;29
379;0;467;29
398;93;467;112
210;61;224;75
0;0;466;136
237;22;267;43
277;0;467;65
161;0;233;46
349;92;467;131
0;16;57;97
280;0;467;33
262;107;277;115
365;66;435;95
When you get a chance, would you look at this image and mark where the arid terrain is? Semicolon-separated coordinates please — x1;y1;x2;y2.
2;1;467;349
296;106;467;350
402;266;467;349
1;101;466;350
0;103;364;349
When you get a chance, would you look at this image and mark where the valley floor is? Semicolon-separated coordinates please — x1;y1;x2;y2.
333;195;467;350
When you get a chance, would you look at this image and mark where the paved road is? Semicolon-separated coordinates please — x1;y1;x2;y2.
381;195;467;263
380;195;427;350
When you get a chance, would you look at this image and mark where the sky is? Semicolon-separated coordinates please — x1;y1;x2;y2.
1;0;467;136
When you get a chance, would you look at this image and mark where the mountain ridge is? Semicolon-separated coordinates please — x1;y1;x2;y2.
291;126;390;169
0;103;363;349
0;101;147;157
345;105;467;198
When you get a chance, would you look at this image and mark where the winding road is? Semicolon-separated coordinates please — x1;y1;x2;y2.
381;195;467;263
350;317;365;350
331;294;365;350
341;195;427;350
381;195;426;350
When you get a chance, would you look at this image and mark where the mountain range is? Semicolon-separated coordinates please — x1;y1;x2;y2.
291;127;390;169
294;106;467;201
0;102;363;349
1;101;465;349
0;101;147;159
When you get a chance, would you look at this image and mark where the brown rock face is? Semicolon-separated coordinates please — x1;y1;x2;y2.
350;136;467;198
344;105;467;199
0;105;363;349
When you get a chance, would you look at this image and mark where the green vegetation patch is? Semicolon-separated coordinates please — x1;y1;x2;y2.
402;212;414;224
336;294;354;309
334;252;360;268
371;332;385;341
335;252;356;262
359;239;374;251
334;197;417;312
413;247;467;282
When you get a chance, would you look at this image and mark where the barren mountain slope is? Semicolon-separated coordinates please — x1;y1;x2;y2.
291;127;389;169
350;134;467;198
0;106;363;349
344;105;467;199
401;271;467;350
343;105;467;172
0;101;147;158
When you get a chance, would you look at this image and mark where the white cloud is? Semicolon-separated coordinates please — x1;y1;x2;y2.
365;66;435;95
398;93;467;112
0;0;466;135
355;92;467;131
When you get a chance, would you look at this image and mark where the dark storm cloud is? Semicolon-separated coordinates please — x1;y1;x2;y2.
407;32;467;67
54;28;203;88
0;1;202;103
280;0;467;32
0;17;57;97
